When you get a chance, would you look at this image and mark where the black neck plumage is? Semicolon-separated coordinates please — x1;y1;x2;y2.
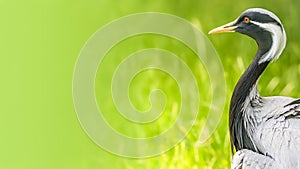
229;35;272;152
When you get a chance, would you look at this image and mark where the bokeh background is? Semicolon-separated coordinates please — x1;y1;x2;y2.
1;0;300;169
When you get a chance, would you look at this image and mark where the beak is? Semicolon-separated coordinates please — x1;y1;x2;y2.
208;20;238;34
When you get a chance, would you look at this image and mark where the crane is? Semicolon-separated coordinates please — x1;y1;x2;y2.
209;8;300;169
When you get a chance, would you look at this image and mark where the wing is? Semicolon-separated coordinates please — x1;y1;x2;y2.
254;97;300;169
232;149;280;169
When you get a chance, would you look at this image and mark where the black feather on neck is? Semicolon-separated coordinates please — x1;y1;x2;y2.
229;31;272;153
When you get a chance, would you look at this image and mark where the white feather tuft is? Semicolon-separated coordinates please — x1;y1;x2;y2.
245;8;287;64
252;21;287;64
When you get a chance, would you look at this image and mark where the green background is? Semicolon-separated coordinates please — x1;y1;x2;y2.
1;0;299;169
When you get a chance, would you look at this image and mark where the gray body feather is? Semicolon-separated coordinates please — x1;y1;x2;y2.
209;8;300;169
232;92;300;169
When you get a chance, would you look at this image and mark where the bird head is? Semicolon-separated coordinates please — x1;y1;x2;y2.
209;8;287;64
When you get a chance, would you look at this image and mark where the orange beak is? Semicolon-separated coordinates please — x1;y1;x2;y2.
208;21;238;34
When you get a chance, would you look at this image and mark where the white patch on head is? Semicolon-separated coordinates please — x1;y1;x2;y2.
252;21;286;64
244;8;282;24
245;8;287;64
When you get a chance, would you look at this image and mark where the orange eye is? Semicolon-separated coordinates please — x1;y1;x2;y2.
244;17;250;23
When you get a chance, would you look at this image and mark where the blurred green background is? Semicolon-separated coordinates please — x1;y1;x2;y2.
1;0;300;169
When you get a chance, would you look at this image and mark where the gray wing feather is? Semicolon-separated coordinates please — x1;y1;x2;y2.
254;97;300;169
232;149;280;169
233;96;300;169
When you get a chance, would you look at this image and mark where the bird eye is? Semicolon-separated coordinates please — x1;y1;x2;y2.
243;17;250;23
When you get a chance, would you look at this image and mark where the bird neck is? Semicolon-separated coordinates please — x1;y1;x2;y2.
233;51;270;103
229;48;270;151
